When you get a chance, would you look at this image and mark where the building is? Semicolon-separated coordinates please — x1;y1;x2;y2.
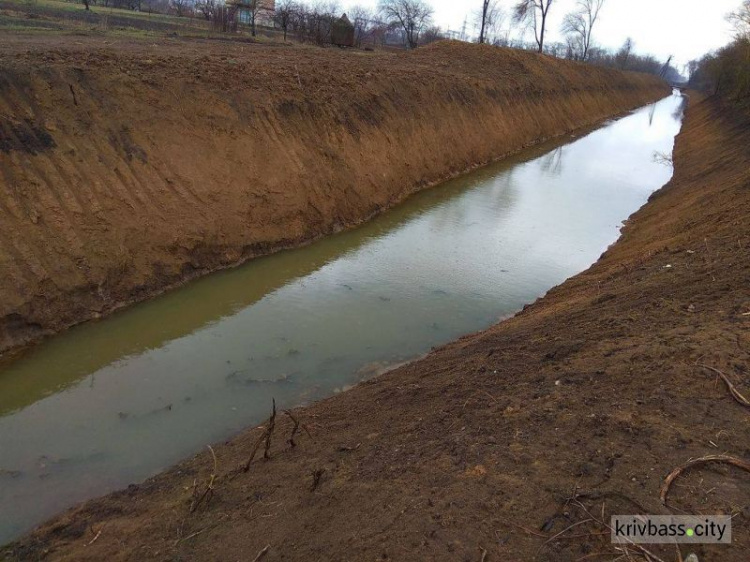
232;0;275;28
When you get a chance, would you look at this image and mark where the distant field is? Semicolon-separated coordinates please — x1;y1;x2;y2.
0;0;280;39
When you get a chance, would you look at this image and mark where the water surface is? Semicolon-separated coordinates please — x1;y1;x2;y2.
0;92;685;543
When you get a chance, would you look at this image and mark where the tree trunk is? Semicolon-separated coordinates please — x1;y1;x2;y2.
538;15;545;52
479;0;489;44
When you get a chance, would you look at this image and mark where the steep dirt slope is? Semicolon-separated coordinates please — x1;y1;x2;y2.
0;39;667;355
4;95;749;561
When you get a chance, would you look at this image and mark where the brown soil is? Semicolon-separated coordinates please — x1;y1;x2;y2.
0;37;667;356
3;93;749;561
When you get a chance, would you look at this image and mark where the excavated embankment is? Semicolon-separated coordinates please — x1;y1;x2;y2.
4;92;750;561
0;40;668;354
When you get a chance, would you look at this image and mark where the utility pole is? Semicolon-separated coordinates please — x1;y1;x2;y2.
659;55;674;79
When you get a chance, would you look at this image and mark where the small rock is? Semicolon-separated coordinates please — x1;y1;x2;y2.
687;304;696;312
685;555;699;562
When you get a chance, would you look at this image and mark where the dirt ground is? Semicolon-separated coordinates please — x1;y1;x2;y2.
3;93;749;561
0;36;666;356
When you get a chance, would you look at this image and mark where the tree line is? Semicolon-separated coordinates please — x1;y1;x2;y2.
688;0;750;106
74;0;686;80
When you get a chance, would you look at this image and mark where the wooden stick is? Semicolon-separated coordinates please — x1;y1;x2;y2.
660;454;750;504
242;399;277;472
86;525;104;546
699;364;750;408
263;399;277;460
190;445;218;513
284;410;300;448
252;544;270;562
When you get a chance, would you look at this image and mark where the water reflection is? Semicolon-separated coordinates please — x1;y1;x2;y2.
0;93;685;543
540;146;564;176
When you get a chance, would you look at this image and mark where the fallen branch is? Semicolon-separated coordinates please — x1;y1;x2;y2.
660;454;750;505
190;445;218;513
242;399;277;472
284;410;300;448
175;526;210;545
699;364;750;408
263;399;277;460
252;544;270;562
86;524;104;546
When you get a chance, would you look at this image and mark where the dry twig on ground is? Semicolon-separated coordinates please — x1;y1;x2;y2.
252;544;270;562
699;364;750;408
190;445;218;513
284;410;300;448
660;454;750;504
242;399;277;472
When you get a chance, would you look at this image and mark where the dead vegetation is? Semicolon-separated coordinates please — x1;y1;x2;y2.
699;364;750;408
189;446;218;513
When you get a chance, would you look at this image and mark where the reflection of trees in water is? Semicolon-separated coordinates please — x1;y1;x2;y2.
424;166;520;232
672;93;688;121
485;169;520;218
540;146;564;176
652;151;673;168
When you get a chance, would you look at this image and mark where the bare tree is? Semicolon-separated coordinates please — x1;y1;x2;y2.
378;0;434;49
274;0;298;40
513;0;554;53
349;4;374;47
728;0;750;37
616;37;634;69
246;0;263;36
478;0;504;44
562;0;604;61
196;0;218;20
420;24;444;45
478;0;491;43
171;0;189;16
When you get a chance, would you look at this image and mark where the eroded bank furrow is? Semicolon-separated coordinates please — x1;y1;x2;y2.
5;93;750;562
0;41;669;354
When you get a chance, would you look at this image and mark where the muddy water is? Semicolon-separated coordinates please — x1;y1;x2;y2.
0;92;685;543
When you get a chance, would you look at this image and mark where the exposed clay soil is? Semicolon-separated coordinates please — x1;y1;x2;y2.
3;94;749;561
0;36;667;355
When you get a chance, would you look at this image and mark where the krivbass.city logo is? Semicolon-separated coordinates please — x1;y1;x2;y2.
611;515;732;544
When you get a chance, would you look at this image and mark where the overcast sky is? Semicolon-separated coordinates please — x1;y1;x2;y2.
339;0;741;69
